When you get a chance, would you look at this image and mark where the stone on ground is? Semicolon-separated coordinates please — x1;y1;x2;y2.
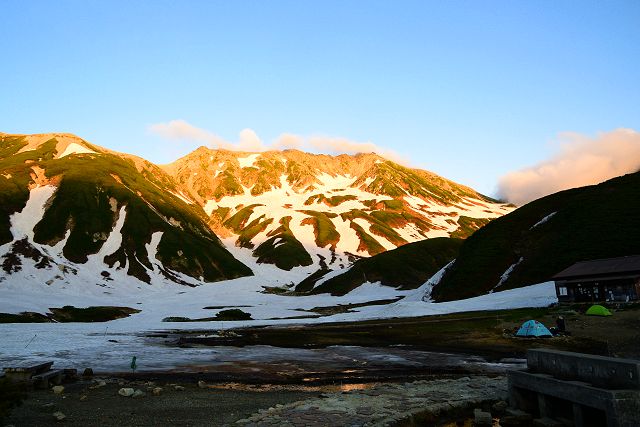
132;389;146;398
473;408;492;425
118;387;135;397
52;411;66;421
52;386;65;395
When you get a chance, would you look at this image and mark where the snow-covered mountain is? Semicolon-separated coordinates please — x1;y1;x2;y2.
164;146;513;271
0;132;251;290
0;132;513;292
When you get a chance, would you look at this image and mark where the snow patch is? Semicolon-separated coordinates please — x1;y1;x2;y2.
169;191;193;205
10;185;57;241
530;212;557;230
492;257;524;292
58;143;96;158
145;232;164;271
403;260;456;303
370;282;557;320
88;206;127;262
238;154;260;168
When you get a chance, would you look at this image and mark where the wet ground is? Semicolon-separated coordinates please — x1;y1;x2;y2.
0;321;526;380
5;375;507;427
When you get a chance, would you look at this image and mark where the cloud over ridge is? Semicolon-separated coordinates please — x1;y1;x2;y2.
498;128;640;205
149;119;405;163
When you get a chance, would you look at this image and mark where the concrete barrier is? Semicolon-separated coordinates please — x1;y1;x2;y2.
508;349;640;427
526;348;640;389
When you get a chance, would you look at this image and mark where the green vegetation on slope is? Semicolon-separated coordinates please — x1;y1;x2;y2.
253;216;313;270
304;194;358;207
0;136;252;283
0;136;48;244
301;237;463;295
364;162;489;204
432;171;640;302
237;215;273;248
0;306;140;323
340;209;407;247
450;216;492;239
299;210;340;249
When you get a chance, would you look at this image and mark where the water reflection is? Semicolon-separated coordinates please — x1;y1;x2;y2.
202;381;378;393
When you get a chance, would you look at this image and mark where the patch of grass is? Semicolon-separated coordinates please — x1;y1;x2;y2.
48;306;140;322
162;309;252;322
365;162;488;204
215;308;252;321
340;209;407;247
223;204;263;233
450;216;492;239
326;195;357;206
237;215;273;248
0;312;51;323
303;194;356;207
348;221;386;255
382;199;403;210
212;171;244;199
253;216;313;270
293;268;332;293
299;210;340;249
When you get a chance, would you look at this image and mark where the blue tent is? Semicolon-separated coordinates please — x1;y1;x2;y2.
516;320;552;337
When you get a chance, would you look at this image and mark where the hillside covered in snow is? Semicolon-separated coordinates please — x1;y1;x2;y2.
0;132;512;296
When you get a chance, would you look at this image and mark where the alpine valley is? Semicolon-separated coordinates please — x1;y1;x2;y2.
1;130;615;367
0;132;513;298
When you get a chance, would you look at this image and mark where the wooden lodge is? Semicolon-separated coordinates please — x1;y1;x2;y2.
553;255;640;303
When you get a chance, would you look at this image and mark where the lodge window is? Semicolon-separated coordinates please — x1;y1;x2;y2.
558;287;567;296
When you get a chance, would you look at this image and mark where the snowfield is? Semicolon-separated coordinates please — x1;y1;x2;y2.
0;185;555;371
202;172;512;266
0;264;557;371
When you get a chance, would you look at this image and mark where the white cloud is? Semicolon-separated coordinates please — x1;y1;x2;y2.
148;119;406;163
498;128;640;205
148;119;221;144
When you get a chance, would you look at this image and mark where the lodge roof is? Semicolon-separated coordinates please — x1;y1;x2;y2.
553;255;640;280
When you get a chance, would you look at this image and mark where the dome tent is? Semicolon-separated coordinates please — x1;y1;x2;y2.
515;320;552;337
586;304;612;316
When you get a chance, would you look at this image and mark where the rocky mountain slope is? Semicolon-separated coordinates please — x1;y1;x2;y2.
430;170;640;301
163;147;513;271
0;132;251;289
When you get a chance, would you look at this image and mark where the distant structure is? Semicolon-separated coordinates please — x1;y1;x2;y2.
553;255;640;303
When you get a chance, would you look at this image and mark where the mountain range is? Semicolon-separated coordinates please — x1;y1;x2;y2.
2;130;639;318
0;132;512;290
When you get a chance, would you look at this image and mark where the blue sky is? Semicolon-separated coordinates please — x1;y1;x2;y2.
1;1;639;196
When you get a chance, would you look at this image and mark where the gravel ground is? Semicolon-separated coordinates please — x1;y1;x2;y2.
5;378;322;426
4;375;508;427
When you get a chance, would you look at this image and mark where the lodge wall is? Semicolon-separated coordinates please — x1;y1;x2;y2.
555;277;640;303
